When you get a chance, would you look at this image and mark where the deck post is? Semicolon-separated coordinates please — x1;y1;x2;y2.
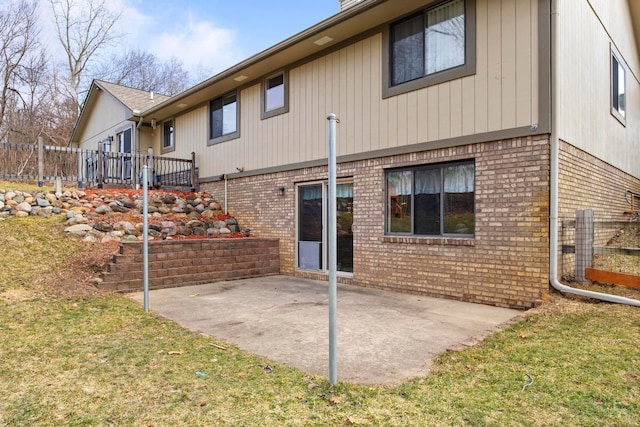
190;152;197;191
37;137;44;187
97;141;104;188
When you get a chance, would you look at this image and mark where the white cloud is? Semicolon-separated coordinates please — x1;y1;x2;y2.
152;16;242;77
36;0;244;84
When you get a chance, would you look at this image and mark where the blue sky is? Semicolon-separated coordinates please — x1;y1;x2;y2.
105;0;339;79
38;0;340;82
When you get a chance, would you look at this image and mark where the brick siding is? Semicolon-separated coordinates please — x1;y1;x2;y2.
201;136;553;309
558;140;640;277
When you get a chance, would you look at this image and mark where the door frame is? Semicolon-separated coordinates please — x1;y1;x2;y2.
295;178;354;276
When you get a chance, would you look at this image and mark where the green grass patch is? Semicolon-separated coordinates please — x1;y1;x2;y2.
1;216;639;426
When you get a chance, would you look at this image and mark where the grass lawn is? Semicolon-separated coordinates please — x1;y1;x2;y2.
1;207;639;425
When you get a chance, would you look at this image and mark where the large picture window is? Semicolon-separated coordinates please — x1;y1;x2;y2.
209;91;239;144
386;161;475;236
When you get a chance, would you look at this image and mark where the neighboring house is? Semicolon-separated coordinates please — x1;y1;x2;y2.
70;0;640;308
70;80;171;183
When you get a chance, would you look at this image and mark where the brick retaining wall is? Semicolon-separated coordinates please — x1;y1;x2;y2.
101;238;280;292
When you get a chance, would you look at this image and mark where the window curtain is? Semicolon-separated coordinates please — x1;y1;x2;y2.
336;183;353;198
387;170;412;196
415;169;440;194
425;0;465;74
444;163;474;193
391;14;424;85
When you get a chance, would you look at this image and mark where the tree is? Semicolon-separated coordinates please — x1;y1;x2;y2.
49;0;121;102
0;0;40;141
94;49;192;96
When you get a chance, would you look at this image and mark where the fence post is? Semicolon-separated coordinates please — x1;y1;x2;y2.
37;137;44;187
146;147;153;188
97;141;104;189
190;152;197;191
575;209;594;283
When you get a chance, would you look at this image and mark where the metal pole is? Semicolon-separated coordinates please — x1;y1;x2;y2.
327;113;338;385
142;165;149;312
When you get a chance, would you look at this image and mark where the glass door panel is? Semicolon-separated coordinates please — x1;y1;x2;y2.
336;183;353;273
298;184;323;270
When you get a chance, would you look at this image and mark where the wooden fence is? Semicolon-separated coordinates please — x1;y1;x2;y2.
0;138;198;190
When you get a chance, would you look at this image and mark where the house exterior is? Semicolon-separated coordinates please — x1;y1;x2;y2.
71;0;640;309
69;80;171;168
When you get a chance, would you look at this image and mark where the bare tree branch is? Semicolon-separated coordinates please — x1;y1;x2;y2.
49;0;121;101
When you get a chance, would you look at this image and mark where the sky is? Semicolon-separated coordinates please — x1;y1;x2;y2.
40;0;340;82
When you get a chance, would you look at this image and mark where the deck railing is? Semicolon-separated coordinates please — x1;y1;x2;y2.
0;138;198;190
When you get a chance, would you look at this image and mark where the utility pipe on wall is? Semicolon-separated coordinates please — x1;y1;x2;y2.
548;0;640;307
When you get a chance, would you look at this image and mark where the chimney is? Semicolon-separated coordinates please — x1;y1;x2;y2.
340;0;363;11
150;91;154;101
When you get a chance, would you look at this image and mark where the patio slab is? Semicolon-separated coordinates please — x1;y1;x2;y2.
129;276;522;384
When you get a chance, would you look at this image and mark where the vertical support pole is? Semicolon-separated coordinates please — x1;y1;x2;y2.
143;165;150;312
190;152;197;191
97;141;104;189
37;137;44;187
327;113;338;385
575;209;594;283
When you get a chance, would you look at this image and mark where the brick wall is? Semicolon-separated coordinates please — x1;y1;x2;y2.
558;140;640;221
101;238;280;292
202;136;551;309
558;140;640;277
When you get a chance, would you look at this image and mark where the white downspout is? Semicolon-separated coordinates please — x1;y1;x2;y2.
549;0;640;307
224;174;228;215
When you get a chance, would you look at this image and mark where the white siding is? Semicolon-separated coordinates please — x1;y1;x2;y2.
77;91;130;151
557;0;640;178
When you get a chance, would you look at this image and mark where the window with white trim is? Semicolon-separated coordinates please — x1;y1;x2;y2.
611;45;626;124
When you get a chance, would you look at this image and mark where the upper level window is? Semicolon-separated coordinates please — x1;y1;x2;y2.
383;0;475;98
392;0;465;85
162;119;174;152
209;91;239;144
611;45;626;125
386;161;475;237
262;71;289;119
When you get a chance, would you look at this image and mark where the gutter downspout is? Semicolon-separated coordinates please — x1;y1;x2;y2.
549;0;640;307
224;174;228;215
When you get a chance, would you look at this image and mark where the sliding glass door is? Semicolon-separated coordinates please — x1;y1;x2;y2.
297;181;353;273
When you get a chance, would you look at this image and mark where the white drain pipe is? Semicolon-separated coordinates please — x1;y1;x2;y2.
548;0;640;307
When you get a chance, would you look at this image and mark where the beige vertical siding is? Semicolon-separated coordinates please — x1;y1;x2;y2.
77;92;130;151
170;0;540;180
557;0;640;179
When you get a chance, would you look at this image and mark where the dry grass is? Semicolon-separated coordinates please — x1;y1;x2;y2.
1;203;640;425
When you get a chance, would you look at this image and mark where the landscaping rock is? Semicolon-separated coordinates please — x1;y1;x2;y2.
0;186;245;243
95;205;111;214
65;224;93;237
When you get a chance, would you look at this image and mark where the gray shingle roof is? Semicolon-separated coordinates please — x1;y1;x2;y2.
95;80;171;113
